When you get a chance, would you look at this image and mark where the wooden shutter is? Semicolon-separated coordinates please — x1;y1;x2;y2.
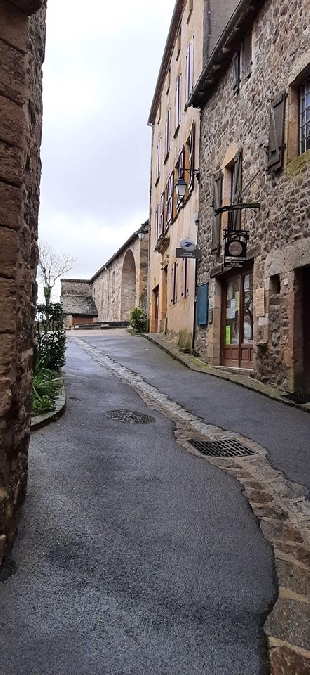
165;108;171;157
175;74;181;129
166;172;174;227
267;92;286;172
177;147;185;212
229;150;242;230
211;170;223;252
243;31;252;80
159;192;165;235
188;121;195;193
232;51;240;94
197;284;209;325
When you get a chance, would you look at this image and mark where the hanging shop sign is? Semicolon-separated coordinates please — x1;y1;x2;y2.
176;247;201;260
223;229;249;267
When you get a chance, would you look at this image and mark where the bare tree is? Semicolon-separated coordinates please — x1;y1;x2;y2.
37;240;77;306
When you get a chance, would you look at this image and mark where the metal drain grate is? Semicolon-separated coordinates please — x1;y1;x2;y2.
105;409;155;424
282;392;310;404
188;438;255;458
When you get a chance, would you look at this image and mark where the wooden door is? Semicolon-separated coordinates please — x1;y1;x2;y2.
223;270;253;368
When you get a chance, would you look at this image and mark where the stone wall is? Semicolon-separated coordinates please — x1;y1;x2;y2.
0;0;46;562
91;226;149;323
194;0;310;392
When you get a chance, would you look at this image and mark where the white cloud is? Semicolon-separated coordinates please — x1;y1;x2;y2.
39;0;176;286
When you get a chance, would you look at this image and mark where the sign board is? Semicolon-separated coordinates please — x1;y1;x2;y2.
176;248;201;260
224;229;249;267
179;238;195;252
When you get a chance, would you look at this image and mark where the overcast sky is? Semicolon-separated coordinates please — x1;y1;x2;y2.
39;0;176;291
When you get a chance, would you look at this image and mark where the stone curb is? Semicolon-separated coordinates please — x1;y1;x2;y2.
142;333;310;413
30;376;66;431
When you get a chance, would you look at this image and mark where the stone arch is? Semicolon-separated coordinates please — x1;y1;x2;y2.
121;250;136;320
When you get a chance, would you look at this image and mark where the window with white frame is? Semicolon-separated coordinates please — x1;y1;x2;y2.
165;108;171;158
156;136;162;181
186;37;194;103
175;73;182;129
299;76;310;155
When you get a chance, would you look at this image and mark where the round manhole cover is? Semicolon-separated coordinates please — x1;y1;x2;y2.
105;409;155;424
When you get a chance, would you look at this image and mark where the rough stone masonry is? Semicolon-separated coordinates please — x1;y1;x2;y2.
0;0;46;561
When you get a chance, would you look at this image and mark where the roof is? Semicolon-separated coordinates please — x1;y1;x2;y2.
189;0;265;108
61;295;98;317
148;0;185;125
91;221;149;282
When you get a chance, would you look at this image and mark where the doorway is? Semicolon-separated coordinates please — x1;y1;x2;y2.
153;286;159;333
222;269;253;369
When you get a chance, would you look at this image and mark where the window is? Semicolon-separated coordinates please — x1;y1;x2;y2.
185;37;194;102
172;262;177;304
166;172;174;228
156;136;162;181
175;73;182;130
232;30;252;92
165;108;171;158
299;76;310;155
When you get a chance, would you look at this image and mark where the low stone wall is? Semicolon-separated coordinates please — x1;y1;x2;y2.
0;0;46;562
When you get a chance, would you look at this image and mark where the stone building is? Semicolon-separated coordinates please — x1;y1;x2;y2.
61;279;98;328
0;0;46;561
61;222;149;326
190;0;310;394
148;0;239;350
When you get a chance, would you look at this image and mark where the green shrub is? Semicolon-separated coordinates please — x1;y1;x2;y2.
129;306;148;333
35;303;66;370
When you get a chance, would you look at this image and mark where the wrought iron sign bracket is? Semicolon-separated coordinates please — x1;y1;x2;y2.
215;202;260;215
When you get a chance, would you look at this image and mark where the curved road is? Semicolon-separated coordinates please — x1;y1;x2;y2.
0;334;283;674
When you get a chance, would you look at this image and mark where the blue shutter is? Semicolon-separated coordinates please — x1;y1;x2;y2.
197;284;209;325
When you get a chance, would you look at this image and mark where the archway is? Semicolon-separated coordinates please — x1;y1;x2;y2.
121;250;136;320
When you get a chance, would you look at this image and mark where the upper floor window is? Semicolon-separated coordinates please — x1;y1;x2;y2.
156;136;162;181
175;73;182;129
165;108;171;159
299;76;310;155
185;37;194;103
232;29;252;93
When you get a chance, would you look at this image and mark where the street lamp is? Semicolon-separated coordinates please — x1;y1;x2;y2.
175;168;200;200
137;223;148;241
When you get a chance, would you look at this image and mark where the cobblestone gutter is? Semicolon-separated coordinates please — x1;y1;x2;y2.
74;336;310;675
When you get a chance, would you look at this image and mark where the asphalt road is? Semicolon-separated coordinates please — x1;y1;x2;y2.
0;337;276;674
80;332;310;495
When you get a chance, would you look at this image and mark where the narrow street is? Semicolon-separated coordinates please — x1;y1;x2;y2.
0;331;309;674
